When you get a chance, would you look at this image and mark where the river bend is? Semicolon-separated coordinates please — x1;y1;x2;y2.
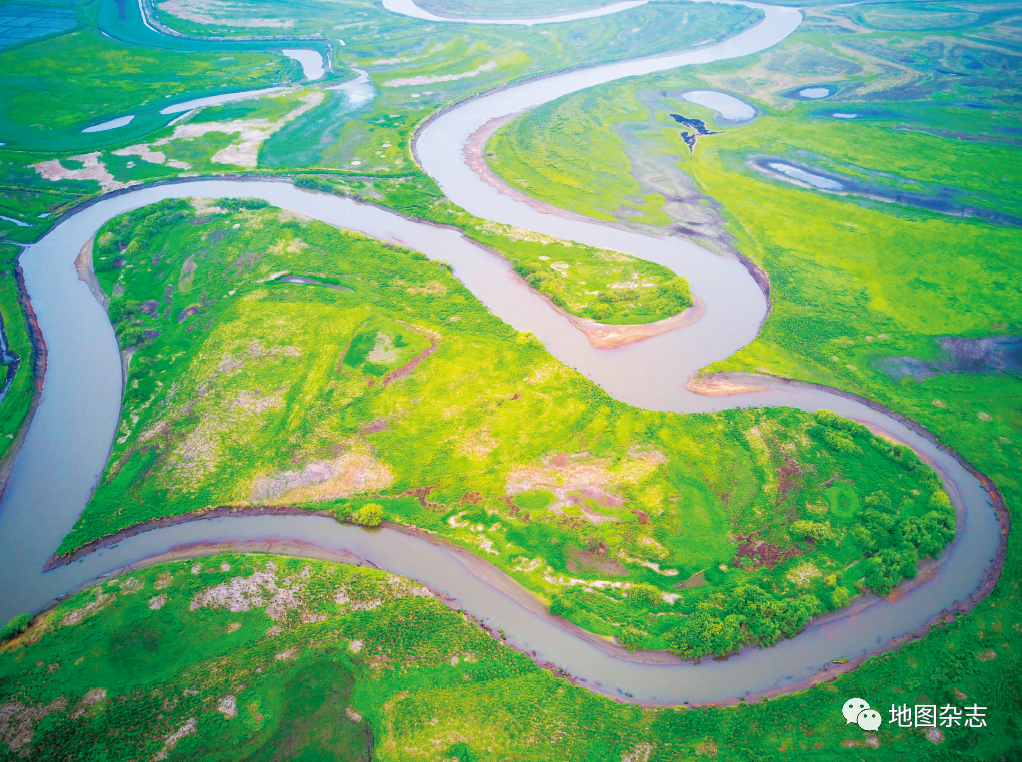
0;2;1002;705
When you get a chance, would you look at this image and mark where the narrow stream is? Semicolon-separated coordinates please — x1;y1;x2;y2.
0;1;1003;705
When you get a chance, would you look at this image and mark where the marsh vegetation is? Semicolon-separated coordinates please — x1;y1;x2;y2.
486;0;1022;752
2;553;1015;760
59;199;955;659
0;0;1019;757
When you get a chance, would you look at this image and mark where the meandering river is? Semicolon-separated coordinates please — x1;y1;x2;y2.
0;0;1002;704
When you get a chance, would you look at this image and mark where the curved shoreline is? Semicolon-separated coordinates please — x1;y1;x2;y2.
2;177;1003;708
36;497;1006;710
0;263;46;501
0;2;1006;707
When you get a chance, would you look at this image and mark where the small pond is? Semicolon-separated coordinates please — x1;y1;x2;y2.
82;115;136;133
680;90;755;122
752;156;1021;226
0;214;30;227
767;162;843;190
799;86;830;99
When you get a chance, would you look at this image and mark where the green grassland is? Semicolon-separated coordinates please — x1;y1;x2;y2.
2;553;1018;759
0;26;298;239
57;199;954;659
0;29;295;152
488;1;1022;230
301;174;696;324
0;242;33;462
0;0;750;323
483;0;1022;750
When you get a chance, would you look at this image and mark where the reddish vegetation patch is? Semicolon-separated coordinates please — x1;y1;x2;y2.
398;485;443;510
461;491;482;506
500;496;519;516
360;418;388;434
566;546;628;576
733;530;805;570
382;339;438;387
551;453;570;469
577;486;623;509
775;457;805;507
631;508;650;525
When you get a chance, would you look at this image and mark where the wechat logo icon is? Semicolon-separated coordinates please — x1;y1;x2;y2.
843;698;883;731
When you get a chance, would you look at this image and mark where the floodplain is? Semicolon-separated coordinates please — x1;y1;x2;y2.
0;0;1019;758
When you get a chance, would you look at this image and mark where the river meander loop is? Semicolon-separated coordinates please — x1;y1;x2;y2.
0;1;1003;705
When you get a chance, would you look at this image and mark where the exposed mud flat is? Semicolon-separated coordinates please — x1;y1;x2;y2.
876;336;1022;381
565;296;705;349
30;152;130;192
686;371;768;396
465;115;596;221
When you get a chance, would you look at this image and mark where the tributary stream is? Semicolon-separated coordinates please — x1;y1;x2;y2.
0;1;1003;704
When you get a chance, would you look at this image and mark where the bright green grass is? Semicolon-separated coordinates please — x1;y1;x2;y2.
300;174;694;325
0;243;32;462
489;87;655;224
190;95;307;125
60;200;950;658
2;553;1018;759
0;161;90;243
482;0;1022;748
0;29;293;152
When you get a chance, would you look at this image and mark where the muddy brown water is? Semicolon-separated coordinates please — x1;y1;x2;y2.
0;0;1003;705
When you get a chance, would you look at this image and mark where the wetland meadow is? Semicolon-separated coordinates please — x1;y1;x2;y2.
0;0;1020;759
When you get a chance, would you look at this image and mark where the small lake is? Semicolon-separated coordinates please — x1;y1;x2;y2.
768;161;844;190
82;115;136;133
681;90;755;121
799;86;830;99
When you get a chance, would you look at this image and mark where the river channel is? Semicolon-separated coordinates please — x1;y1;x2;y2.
0;1;1003;705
